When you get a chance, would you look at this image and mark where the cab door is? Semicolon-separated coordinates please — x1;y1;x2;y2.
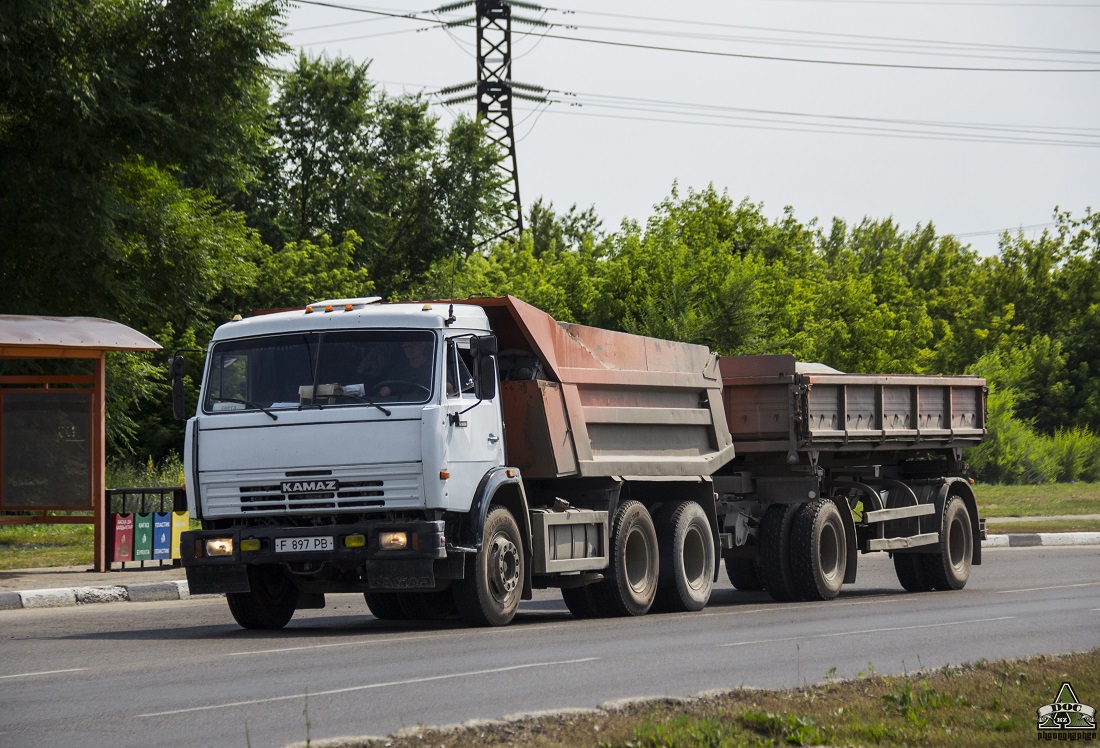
442;337;504;509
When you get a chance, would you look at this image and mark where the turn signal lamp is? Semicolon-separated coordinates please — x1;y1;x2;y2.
344;534;366;548
379;532;408;550
439;470;450;480
240;538;261;553
205;538;234;556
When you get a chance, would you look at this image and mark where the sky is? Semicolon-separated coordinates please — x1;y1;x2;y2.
282;0;1100;255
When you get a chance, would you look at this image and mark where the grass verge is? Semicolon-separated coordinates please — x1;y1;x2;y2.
0;523;94;570
367;649;1099;748
977;482;1100;517
985;518;1100;533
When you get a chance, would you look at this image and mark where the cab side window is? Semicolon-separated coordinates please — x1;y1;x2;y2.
446;340;476;398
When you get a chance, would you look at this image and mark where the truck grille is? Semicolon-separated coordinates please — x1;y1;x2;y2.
201;465;421;516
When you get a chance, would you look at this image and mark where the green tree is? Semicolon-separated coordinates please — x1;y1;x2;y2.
0;0;286;455
252;53;509;300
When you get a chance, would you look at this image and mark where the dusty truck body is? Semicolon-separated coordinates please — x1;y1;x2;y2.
713;355;987;600
173;295;986;629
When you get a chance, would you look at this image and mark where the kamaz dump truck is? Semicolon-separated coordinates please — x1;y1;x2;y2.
172;296;986;629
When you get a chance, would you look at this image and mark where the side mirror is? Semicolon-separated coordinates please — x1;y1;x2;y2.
470;334;498;357
471;335;498;400
169;355;187;420
474;355;496;400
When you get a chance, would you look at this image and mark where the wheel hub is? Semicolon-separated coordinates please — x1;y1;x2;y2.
489;536;519;598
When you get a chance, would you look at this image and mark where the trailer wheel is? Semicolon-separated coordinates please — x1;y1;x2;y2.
758;503;802;602
364;592;406;620
921;495;973;590
790;498;848;601
724;553;764;591
588;500;659;617
893;553;934;592
561;586;599;618
654;501;715;612
226;565;298;630
453;506;524;626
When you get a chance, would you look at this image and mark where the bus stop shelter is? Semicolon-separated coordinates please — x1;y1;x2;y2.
0;316;161;571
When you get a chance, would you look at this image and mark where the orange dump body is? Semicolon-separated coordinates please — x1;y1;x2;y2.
463;297;735;479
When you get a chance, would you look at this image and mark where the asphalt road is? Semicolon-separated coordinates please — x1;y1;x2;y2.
1;546;1098;748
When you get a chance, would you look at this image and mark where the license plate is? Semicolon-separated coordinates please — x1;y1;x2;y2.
275;536;333;553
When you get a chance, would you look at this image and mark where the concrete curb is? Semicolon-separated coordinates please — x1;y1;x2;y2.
1;580;192;611
2;532;1098;613
982;532;1100;548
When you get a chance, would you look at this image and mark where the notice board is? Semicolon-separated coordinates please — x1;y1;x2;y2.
1;390;92;510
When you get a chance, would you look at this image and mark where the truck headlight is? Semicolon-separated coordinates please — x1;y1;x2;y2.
379;532;407;550
205;538;234;556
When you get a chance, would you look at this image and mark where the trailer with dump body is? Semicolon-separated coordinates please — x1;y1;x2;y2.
173;295;986;629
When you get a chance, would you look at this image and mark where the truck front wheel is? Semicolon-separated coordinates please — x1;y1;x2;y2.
654;500;715;612
922;496;973;590
226;565;298;630
588;500;659;617
364;592;405;620
454;506;524;626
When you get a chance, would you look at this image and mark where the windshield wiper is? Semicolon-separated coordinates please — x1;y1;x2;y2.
210;396;278;421
336;391;392;417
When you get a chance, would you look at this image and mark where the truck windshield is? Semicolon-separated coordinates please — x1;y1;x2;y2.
203;330;436;413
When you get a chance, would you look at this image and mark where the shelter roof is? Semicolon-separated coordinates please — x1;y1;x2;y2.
0;315;160;353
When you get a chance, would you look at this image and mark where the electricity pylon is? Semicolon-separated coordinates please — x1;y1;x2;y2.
437;0;548;238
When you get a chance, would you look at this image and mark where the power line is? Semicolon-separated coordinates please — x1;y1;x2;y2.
291;1;1100;71
556;8;1100;57
509;100;1100;149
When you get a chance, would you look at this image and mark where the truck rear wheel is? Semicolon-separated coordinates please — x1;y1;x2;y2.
921;496;973;590
226;565;298;630
724;553;764;591
561;586;599;618
758;503;802;602
453;506;524;626
588;500;659;617
790;498;848;601
364;592;405;620
654;501;715;612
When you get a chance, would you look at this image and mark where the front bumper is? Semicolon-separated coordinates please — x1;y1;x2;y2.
181;520;461;594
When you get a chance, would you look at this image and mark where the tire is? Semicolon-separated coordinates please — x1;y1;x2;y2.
724;553;764;591
588;500;659;617
398;590;456;621
364;591;406;620
893;552;934;592
560;586;599;618
790;498;848;601
758;503;802;602
654;501;715;612
226;565;298;630
453;506;524;626
921;496;973;590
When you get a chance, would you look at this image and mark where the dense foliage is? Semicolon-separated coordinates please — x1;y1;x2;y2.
1;2;1096;482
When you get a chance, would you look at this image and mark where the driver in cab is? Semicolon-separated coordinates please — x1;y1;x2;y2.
377;339;432;397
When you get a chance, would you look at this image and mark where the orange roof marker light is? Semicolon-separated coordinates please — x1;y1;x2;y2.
307;297;382;314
